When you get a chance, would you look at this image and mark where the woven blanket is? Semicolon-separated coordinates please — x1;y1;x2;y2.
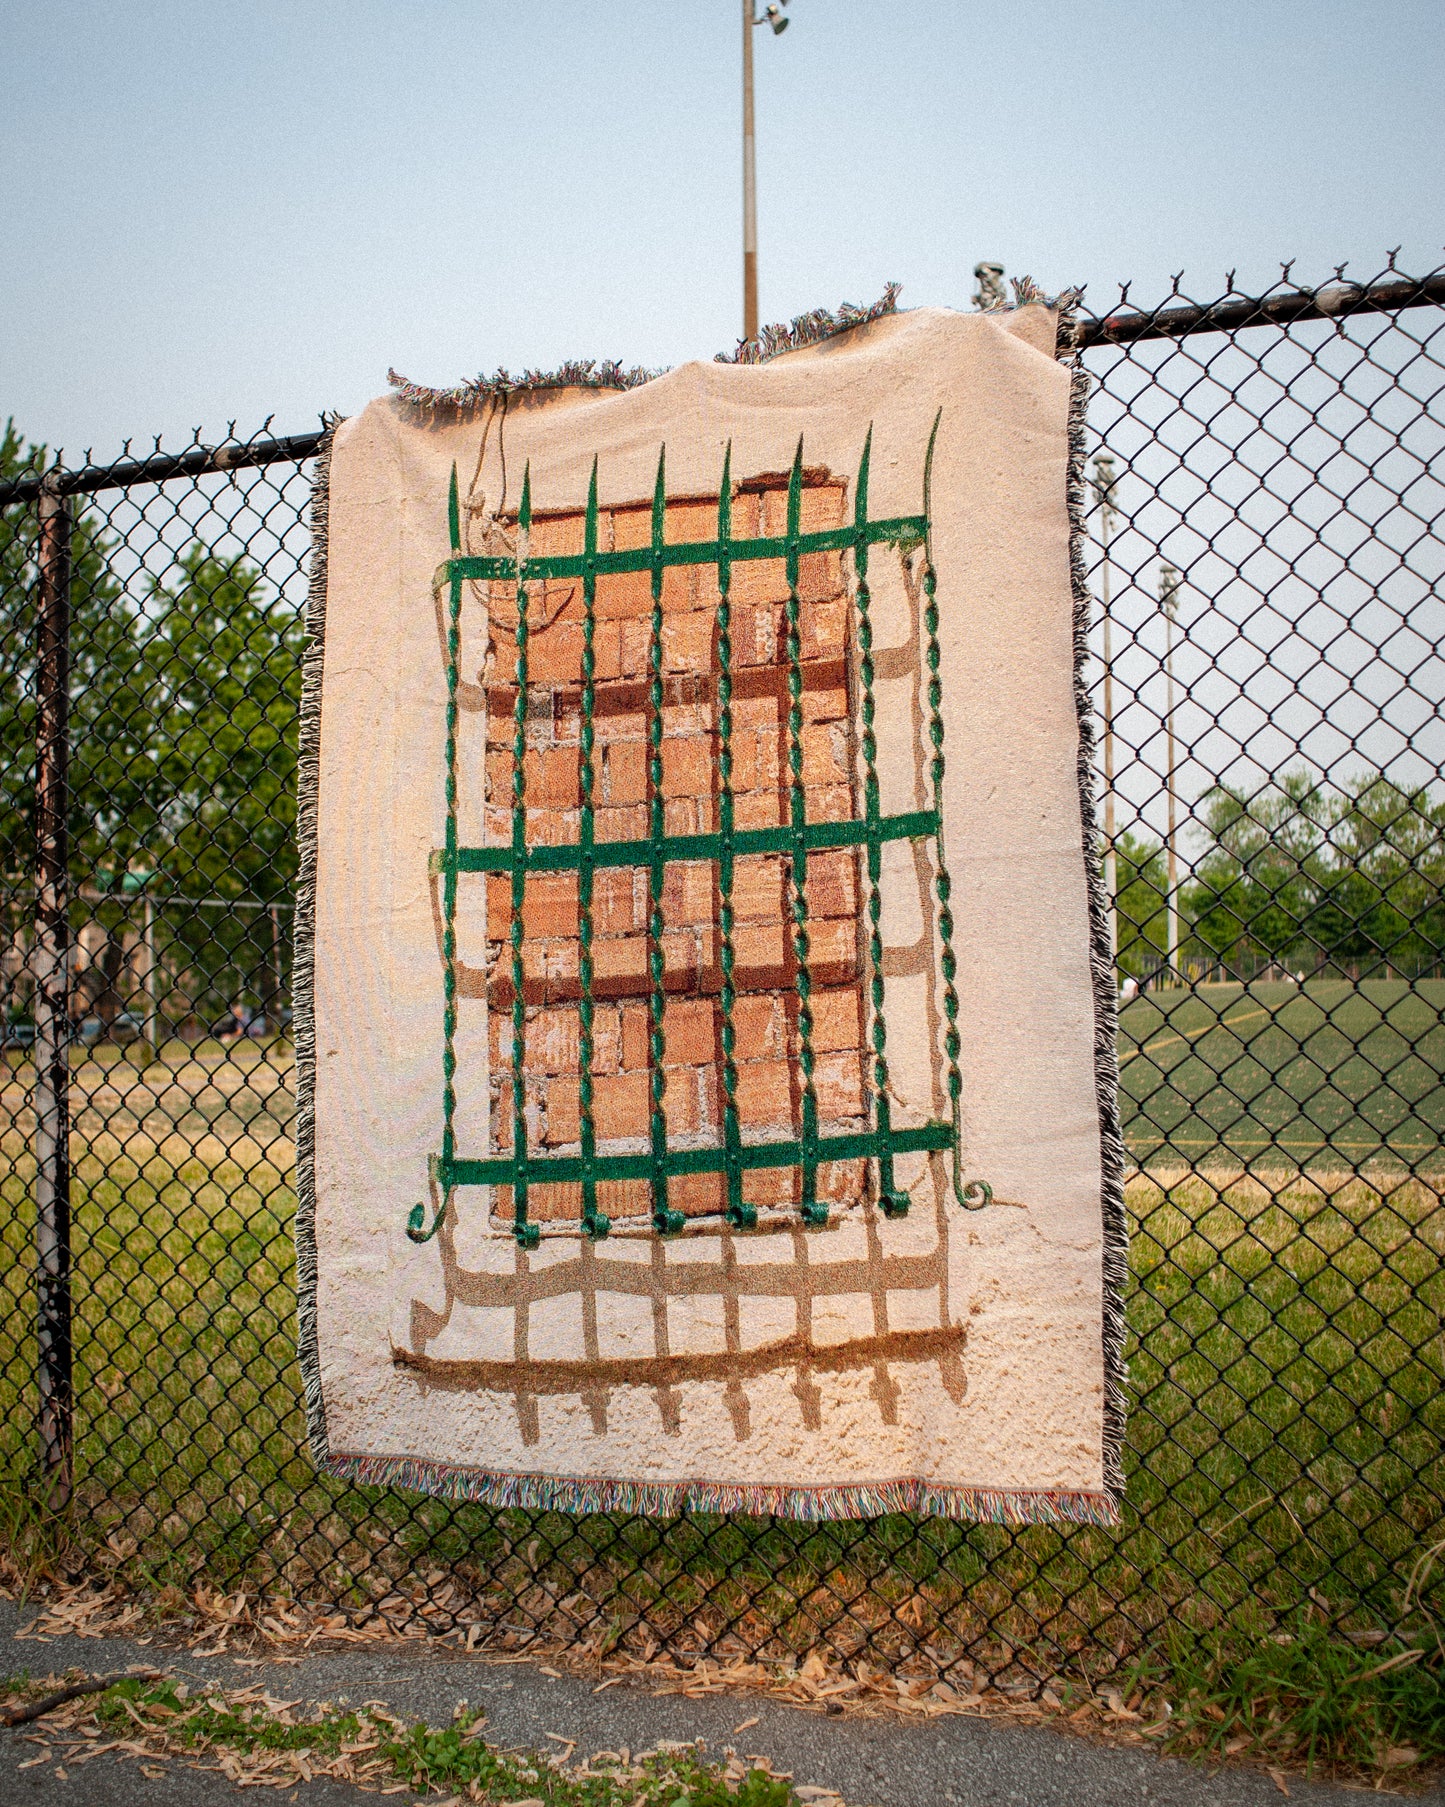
296;303;1125;1524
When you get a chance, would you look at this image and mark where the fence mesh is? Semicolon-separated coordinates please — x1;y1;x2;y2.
1;259;1441;1685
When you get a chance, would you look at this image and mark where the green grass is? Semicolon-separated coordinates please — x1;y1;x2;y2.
1130;1608;1445;1781
1118;979;1445;1173
0;1010;1440;1680
64;1675;795;1805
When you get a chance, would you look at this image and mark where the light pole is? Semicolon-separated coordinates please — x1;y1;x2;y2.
1091;455;1119;959
742;0;790;344
1159;563;1181;980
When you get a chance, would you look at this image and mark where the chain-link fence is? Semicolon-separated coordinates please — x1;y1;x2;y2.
1;258;1441;1685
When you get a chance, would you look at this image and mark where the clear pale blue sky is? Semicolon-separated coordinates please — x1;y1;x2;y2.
3;0;1442;459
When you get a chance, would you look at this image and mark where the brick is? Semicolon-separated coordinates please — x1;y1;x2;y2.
664;498;718;543
592;621;625;681
661;697;712;739
733;789;784;832
731;992;785;1057
525;806;581;846
664;795;710;836
802;599;849;660
732;855;784;923
526;619;584;685
802;680;849;725
801;722;850;788
797;550;845;606
620;1002;649;1070
594;868;642;935
595;803;648;842
618;616;651;674
602;740;647;806
662;608;714;674
593;933;648;992
661;859;715;924
732;691;783;733
731;557;788;610
809;984;865;1052
818;1157;868;1203
595;568;656;620
660;927;702;987
748;1165;797;1208
803;917;860;985
485;872;512;925
735;1058;794;1131
661;733;713;799
798;483;845;532
658;1067;704;1135
732;727;781;792
527;1181;585;1223
598;1176;650;1217
672;1170;726;1216
610;504;652;550
543;1076;580;1145
522;872;579;940
486;747;516;803
529;746;581;810
814;1049;865;1120
592;1071;650;1141
526;514;584;557
733;923;787;987
807;848;861;919
663;996;716;1066
809;784;854;824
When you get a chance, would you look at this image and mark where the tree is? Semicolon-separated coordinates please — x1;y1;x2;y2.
1114;828;1169;977
1183;770;1445;976
1;422;304;1025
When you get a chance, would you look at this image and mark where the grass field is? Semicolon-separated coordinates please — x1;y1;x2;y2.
1118;979;1445;1174
0;994;1440;1668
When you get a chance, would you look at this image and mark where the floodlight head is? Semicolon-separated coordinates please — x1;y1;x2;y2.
766;3;789;30
1159;562;1181;619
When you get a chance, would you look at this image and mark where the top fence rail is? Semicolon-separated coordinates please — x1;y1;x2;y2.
5;265;1443;506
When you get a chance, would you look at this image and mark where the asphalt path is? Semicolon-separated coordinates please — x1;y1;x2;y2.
0;1602;1436;1807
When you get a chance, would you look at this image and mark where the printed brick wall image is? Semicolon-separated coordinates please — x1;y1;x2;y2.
476;472;870;1225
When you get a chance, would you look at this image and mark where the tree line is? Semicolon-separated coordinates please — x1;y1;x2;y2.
1115;769;1445;980
3;419;1441;1022
1;421;301;1028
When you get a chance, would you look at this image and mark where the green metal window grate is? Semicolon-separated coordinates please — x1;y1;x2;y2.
413;421;988;1250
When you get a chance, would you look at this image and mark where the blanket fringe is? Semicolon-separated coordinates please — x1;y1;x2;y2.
314;1450;1121;1526
294;417;337;1469
1064;353;1130;1513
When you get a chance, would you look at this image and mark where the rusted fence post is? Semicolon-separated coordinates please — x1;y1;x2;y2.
33;475;72;1510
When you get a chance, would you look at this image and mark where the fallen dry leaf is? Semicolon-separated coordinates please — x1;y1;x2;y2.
1267;1767;1290;1796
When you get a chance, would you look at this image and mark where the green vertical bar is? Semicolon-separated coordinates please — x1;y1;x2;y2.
648;447;683;1234
578;461;608;1238
785;442;825;1226
852;430;908;1218
919;410;973;1209
715;446;754;1230
509;465;539;1249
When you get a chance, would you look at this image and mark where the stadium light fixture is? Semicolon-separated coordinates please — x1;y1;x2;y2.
742;0;793;343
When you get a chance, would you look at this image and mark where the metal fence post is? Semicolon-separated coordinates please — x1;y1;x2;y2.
33;475;72;1511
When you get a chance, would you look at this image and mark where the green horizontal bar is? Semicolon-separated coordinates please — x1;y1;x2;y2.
446;516;927;585
433;810;939;877
438;1121;954;1189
